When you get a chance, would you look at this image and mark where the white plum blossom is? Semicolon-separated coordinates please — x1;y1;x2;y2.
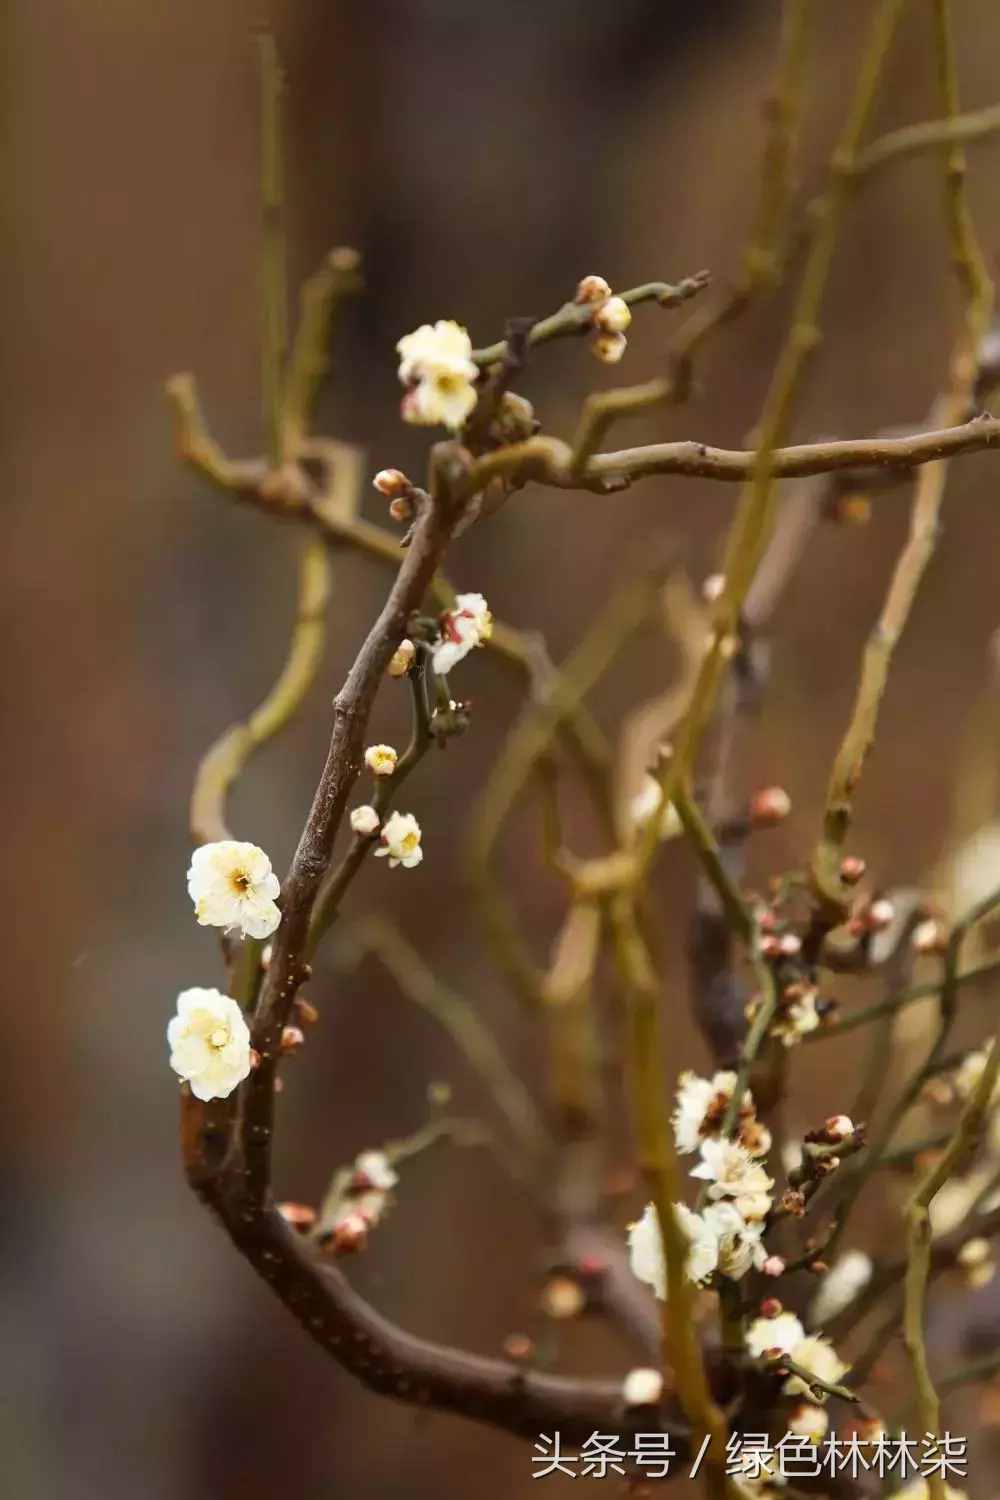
746;1310;806;1360
396;320;478;430
353;1149;398;1191
375;810;423;869
432;592;493;675
621;1367;663;1407
167;987;252;1102
691;1138;774;1220
186;839;281;940
705;1201;768;1280
783;1335;849;1399
809;1250;873;1325
364;743;398;776
786;1403;829;1441
628;1203;668;1299
773;985;821;1047
673;1202;721;1286
349;805;380;836
673;1070;735;1152
630;774;682;842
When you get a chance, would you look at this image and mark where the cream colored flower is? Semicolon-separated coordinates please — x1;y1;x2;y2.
786;1403;828;1441
388;639;416;677
746;1310;805;1359
364;743;398;777
773;986;821;1047
187;840;281;940
621;1367;663;1406
950;820;1000;915
673;1070;736;1153
167;987;252;1102
674;1202;722;1285
432;592;492;675
691;1138;773;1219
349;805;380;836
594;295;632;334
353;1149;398;1191
627;1203;667;1299
375;810;423;869
783;1335;848;1399
809;1250;872;1325
704;1201;768;1280
630;774;682;842
396;320;478;431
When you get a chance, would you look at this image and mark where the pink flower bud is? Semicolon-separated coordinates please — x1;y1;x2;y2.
750;786;792;828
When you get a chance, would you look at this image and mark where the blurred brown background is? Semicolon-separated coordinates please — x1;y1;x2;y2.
6;1;1000;1496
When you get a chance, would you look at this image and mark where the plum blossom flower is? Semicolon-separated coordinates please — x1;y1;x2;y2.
746;1310;806;1360
375;810;423;869
349;805;380;836
432;593;493;675
691;1138;774;1220
396;320;478;430
673;1070;735;1152
630;774;682;842
772;985;821;1047
186;840;281;940
628;1203;668;1298
167;987;252;1102
787;1404;829;1441
783;1335;849;1399
809;1250;872;1325
364;743;398;776
353;1149;398;1191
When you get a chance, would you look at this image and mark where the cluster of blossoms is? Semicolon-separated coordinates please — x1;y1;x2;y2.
574;273;633;364
745;1303;850;1441
628;1071;775;1297
320;1148;399;1253
395;319;478;430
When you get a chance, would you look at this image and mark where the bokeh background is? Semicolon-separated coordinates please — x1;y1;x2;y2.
6;1;1000;1496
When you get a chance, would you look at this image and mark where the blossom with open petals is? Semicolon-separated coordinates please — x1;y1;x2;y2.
353;1149;398;1191
167;987;252;1102
187;840;281;939
364;744;398;777
396;320;478;431
783;1335;849;1399
375;810;423;869
746;1310;806;1360
690;1138;773;1220
432;593;493;675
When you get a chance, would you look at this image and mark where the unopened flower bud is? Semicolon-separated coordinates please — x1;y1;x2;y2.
389;495;414;522
866;898;895;932
825;1114;855;1142
750;786;792;828
832;493;872;527
387;638;417;678
702;572;725;603
759;1297;783;1319
294;996;320;1026
913;917;948;955
622;1367;663;1407
839;855;866;885
502;1333;534;1362
575;273;612;304
373;468;410;499
541;1275;585;1320
762;1255;786;1278
365;744;398;777
779;933;802;957
958;1236;992;1269
331;1212;369;1253
594;295;632;335
280;1025;305;1054
350;804;380;836
781;1189;807;1217
591;331;628;364
807;1259;830;1276
277;1201;317;1232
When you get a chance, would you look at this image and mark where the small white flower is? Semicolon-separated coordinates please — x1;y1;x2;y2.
349;805;380;836
704;1201;768;1280
691;1138;773;1217
167;987;252;1102
364;744;398;777
627;1203;668;1299
396;320;478;431
375;810;423;869
773;986;821;1048
594;295;632;334
746;1310;805;1359
388;639;416;677
809;1250;872;1325
354;1149;398;1191
432;592;493;675
783;1335;848;1399
621;1367;663;1407
786;1404;828;1442
673;1070;735;1153
674;1202;722;1285
186;840;281;940
630;774;682;842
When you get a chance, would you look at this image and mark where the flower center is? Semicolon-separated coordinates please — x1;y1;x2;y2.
230;869;251;894
208;1026;230;1050
400;833;418;853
